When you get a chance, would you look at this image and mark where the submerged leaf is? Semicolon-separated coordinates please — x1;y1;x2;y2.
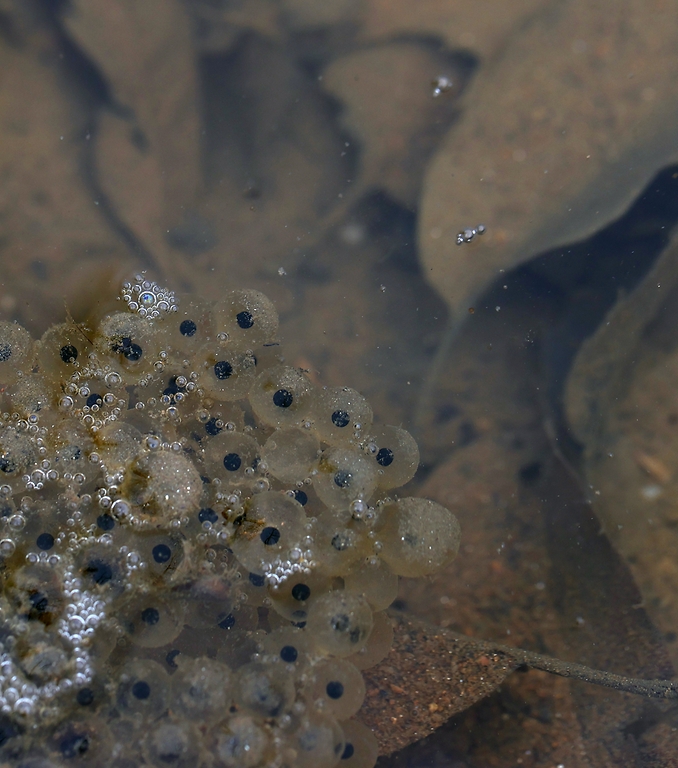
418;0;678;322
566;233;678;670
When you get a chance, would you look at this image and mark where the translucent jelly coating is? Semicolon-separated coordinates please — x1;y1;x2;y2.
306;592;374;657
337;720;380;768
0;276;462;768
309;657;366;720
212;289;279;351
0;320;34;386
377;497;462;577
308;387;373;444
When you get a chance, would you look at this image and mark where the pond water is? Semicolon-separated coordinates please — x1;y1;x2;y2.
0;1;677;766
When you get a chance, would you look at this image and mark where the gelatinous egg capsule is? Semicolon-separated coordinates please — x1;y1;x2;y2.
0;320;35;386
308;657;366;720
234;660;295;719
346;610;395;672
118;593;186;648
308;386;373;445
47;714;113;766
198;347;257;401
336;719;379;768
36;322;94;387
314;446;377;511
375;497;461;577
202;431;261;488
170;657;232;723
160;296;214;357
95;312;162;376
292;712;346;768
7;374;52;417
137;533;184;578
117;659;170;721
249;365;314;428
260;626;311;666
212;289;279;352
267;569;333;623
305;591;373;658
208;715;271;768
343;557;398;611
229;491;308;575
183;574;236;630
0;424;38;479
142;718;201;768
261;427;320;484
364;425;420;490
121;449;203;519
312;514;369;576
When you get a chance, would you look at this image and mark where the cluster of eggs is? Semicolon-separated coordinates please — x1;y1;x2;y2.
0;274;461;767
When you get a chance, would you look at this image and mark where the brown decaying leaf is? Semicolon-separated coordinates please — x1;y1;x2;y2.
0;6;130;331
361;0;546;59
1;2;676;763
566;233;678;670
63;0;200;233
321;41;462;210
418;0;678;322
360;615;517;755
373;290;677;764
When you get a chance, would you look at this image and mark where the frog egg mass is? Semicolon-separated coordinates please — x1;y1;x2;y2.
0;274;461;766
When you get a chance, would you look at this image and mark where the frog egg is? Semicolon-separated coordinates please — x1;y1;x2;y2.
309;658;365;720
202;431;260;486
262;428;320;483
117;659;170;720
314;447;377;511
17;628;69;683
306;591;373;658
123;450;202;519
161;296;214;356
212;289;279;351
118;594;186;647
47;715;112;766
0;321;34;386
199;348;257;401
267;570;332;623
8;565;65;625
261;626;311;665
234;661;295;718
7;375;52;416
308;387;373;444
95;312;160;373
230;491;307;575
365;425;419;489
36;322;93;385
249;365;313;428
0;425;37;478
76;544;126;592
313;517;369;576
142;719;200;768
336;720;379;768
293;713;345;768
183;575;235;630
209;715;270;768
94;422;142;471
376;497;461;577
170;657;232;723
343;558;398;611
189;400;245;439
346;610;394;671
137;533;184;577
47;417;95;475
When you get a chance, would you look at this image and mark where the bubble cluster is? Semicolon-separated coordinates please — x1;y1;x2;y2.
0;277;461;766
455;223;486;245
